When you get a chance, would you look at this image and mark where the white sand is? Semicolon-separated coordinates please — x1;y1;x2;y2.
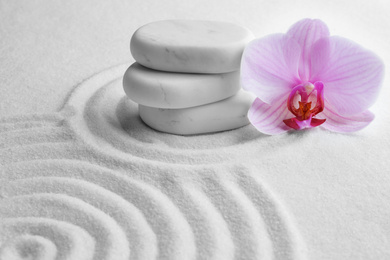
1;65;306;259
1;0;390;259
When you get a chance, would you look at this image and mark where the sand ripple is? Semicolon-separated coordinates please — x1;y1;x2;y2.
0;218;95;260
1;160;306;259
62;64;264;165
0;64;306;259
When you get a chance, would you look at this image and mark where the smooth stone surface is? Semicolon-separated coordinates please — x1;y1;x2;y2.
139;89;256;135
130;20;254;73
123;63;241;109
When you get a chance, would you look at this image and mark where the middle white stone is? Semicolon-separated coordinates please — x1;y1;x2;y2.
123;63;240;109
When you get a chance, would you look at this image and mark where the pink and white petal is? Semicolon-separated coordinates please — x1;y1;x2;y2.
311;36;385;116
241;34;301;105
248;97;293;135
317;107;375;133
286;19;330;82
309;37;331;80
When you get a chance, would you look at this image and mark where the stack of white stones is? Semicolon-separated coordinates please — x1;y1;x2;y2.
123;20;256;135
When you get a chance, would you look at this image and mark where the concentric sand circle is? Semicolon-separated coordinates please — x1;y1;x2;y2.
0;64;307;260
1;160;307;260
62;64;264;164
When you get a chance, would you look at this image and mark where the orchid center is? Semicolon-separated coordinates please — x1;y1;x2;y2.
283;81;326;130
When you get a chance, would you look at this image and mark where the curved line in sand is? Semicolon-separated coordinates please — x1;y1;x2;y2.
1;161;198;260
0;217;95;260
0;177;158;260
0;64;306;259
3;160;307;260
0;193;130;260
61;63;265;165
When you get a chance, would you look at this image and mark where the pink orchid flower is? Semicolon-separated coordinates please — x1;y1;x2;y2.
241;19;384;134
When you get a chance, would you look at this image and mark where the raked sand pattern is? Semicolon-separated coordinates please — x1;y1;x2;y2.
0;64;307;260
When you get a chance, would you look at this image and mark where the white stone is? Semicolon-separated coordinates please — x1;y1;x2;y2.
130;20;254;73
139;90;256;135
123;63;240;109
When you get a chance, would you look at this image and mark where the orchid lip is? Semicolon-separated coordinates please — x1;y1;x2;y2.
283;81;326;130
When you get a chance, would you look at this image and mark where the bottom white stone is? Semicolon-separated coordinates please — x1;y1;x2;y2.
139;90;256;135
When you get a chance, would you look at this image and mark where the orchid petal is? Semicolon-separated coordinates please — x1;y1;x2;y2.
286;19;330;82
241;34;301;105
310;37;331;79
317;106;375;132
310;36;385;116
248;97;293;135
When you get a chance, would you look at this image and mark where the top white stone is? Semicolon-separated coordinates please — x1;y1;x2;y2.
130;20;254;74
